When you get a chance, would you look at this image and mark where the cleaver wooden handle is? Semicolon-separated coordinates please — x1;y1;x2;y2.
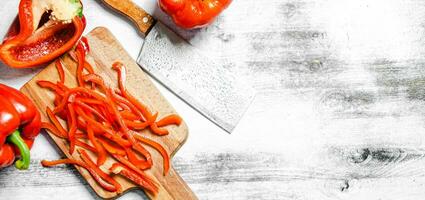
100;0;156;36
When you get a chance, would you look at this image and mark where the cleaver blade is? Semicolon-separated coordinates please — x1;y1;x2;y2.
100;0;255;133
138;23;255;133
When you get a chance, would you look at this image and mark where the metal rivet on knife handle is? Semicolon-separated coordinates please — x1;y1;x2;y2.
100;0;156;36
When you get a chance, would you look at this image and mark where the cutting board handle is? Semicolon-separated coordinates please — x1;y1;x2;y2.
101;0;156;36
154;167;198;200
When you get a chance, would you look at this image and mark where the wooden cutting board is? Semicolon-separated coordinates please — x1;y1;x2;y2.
20;27;197;200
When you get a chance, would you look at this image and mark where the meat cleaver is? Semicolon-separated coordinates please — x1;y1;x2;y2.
100;0;255;133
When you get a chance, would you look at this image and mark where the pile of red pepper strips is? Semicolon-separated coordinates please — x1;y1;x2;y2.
38;38;182;195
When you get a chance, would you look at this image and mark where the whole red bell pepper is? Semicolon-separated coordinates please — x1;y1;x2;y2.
0;0;86;68
0;84;41;169
159;0;232;29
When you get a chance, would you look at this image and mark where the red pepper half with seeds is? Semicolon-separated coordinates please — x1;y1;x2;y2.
0;84;41;169
0;0;86;68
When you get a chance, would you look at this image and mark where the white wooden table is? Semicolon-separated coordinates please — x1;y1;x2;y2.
2;0;425;199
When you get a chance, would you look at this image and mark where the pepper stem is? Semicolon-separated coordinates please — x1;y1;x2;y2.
7;130;30;170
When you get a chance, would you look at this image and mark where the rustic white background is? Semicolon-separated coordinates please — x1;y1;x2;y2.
2;0;425;199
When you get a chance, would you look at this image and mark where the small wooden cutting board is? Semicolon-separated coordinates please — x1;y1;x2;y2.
20;27;197;200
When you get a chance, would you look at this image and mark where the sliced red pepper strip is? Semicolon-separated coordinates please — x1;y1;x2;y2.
98;104;115;124
75;140;97;153
125;147;151;170
147;113;169;136
110;154;134;169
124;112;157;130
75;131;87;139
79;36;90;55
75;41;86;87
120;110;140;121
150;123;169;136
41;159;84;167
41;158;117;192
53;93;77;114
55;59;65;84
84;60;96;89
87;125;106;166
76;115;87;129
110;163;158;194
41;122;67;139
98;137;126;156
47;128;95;152
111;90;144;121
67;104;77;154
53;90;73;114
156;114;183;127
84;61;94;73
116;101;130;111
53;96;62;109
74;105;114;135
112;62;126;95
114;71;165;135
53;87;107;115
121;84;152;120
112;62;152;120
82;75;126;123
110;153;158;193
83;74;136;144
46;108;68;138
75;97;104;106
37;80;65;96
74;99;108;122
124;120;150;130
75;106;131;147
78;149;122;193
133;142;153;167
64;108;72;138
80;36;90;54
77;117;112;137
56;81;70;91
134;134;170;175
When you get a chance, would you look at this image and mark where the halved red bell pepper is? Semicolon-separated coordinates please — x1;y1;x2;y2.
0;0;86;68
0;84;41;169
159;0;232;29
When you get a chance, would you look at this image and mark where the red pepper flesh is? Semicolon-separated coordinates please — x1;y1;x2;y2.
0;84;41;169
0;0;86;68
159;0;232;29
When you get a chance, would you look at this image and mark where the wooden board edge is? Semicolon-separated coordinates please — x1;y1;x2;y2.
19;26;193;199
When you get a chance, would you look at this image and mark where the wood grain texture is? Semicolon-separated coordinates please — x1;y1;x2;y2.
19;27;196;200
100;0;156;36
